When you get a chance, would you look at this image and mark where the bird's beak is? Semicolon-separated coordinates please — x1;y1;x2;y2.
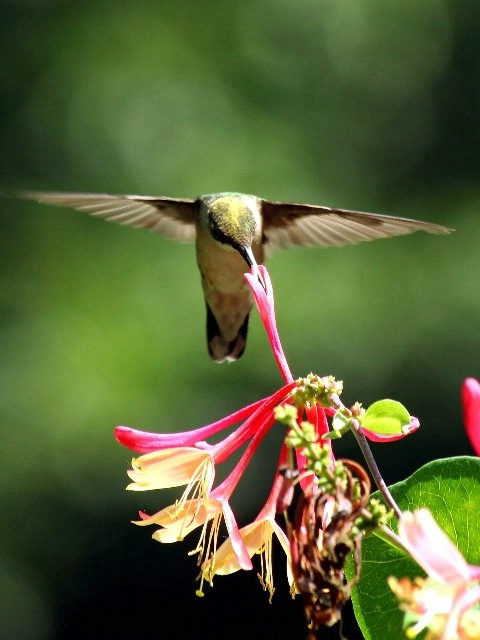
239;246;266;291
239;245;257;268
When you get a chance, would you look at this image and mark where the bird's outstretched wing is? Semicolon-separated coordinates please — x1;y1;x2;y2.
13;191;198;242
261;200;452;250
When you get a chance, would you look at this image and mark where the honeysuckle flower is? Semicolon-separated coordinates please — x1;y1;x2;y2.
389;509;480;639
137;492;253;581
126;447;214;494
204;512;292;598
244;265;294;384
135;497;224;543
279;401;333;493
115;396;267;453
201;445;294;600
115;263;420;609
116;379;298;513
303;402;331;450
116;381;297;462
129;403;292;589
462;378;480;456
116;376;336;585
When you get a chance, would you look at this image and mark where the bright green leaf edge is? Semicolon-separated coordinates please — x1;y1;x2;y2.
349;456;480;640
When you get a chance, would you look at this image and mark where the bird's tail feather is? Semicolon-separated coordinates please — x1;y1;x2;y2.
206;304;249;363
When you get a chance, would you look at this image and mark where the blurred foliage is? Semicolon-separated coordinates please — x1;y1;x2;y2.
1;1;479;638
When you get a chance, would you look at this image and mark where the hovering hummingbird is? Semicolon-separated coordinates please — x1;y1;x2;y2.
12;190;451;362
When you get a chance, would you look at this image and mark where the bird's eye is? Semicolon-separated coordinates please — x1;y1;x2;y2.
209;217;233;246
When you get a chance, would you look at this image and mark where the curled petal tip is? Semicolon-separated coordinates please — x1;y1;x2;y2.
114;425;163;454
114;426;135;445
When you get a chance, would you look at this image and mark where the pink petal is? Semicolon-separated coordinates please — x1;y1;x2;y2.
443;583;480;640
212;381;297;464
399;509;472;583
221;500;253;571
296;404;332;492
462;378;480;456
114;397;267;453
244;266;294;384
213;410;278;499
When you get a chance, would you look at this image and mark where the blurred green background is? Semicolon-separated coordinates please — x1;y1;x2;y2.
1;1;479;639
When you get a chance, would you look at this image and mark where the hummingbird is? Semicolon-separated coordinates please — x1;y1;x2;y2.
11;190;451;362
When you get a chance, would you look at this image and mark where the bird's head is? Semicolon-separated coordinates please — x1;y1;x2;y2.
204;193;260;267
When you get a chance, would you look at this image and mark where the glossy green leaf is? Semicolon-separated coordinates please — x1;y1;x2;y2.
350;456;480;640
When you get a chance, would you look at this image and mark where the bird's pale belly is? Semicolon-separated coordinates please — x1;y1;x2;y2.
196;239;257;294
198;246;252;337
195;239;261;360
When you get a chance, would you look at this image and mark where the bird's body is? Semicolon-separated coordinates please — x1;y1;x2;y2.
9;189;452;362
195;194;264;361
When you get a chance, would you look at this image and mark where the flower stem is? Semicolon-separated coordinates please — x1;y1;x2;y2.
350;419;402;519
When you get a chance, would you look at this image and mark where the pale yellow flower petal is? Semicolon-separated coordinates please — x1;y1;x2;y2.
126;447;214;491
151;499;221;543
132;498;222;544
206;515;292;599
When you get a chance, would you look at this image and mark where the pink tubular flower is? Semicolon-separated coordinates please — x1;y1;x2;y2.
296;403;332;492
115;379;302;587
244;265;294;384
389;509;480;639
114;264;418;598
243;267;334;488
201;444;294;600
133;406;291;591
115;397;267;453
462;378;480;456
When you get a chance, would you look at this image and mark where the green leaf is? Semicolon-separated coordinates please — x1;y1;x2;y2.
360;399;410;435
349;456;480;640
